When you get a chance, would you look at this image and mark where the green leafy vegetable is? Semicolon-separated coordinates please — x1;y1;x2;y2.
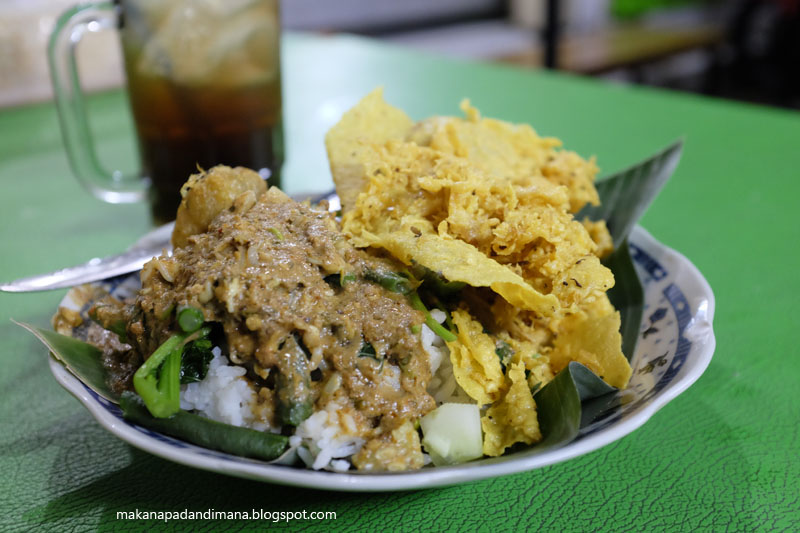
107;320;128;343
357;340;378;360
87;305;127;342
133;326;211;418
324;271;357;289
180;338;214;384
159;302;176;320
357;340;385;372
120;392;289;461
133;334;183;418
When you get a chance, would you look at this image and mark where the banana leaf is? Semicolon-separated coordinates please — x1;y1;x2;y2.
530;140;684;440
16;321;118;403
604;238;644;362
533;361;616;449
583;139;682;362
19;321;297;464
581;139;683;249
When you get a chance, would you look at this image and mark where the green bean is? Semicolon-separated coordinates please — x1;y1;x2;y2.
364;269;415;295
120;392;289;461
410;263;466;297
324;271;357;289
177;306;204;333
275;335;313;426
408;292;457;342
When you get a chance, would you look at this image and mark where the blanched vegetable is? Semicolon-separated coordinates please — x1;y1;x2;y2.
180;338;214;384
177;306;204;333
364;268;415;295
133;326;211;418
410;263;466;298
419;403;483;465
408;292;457;342
275;335;313;426
120;392;289;461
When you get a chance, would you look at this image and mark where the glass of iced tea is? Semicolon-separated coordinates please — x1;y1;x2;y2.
48;0;283;224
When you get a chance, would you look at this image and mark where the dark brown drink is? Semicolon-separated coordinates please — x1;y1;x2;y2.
119;1;283;224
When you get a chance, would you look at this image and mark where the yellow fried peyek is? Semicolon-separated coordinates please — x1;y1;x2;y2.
481;361;543;456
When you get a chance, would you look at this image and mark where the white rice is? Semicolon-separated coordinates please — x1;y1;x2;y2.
180;348;271;431
177;308;471;469
291;399;366;470
423;311;472;405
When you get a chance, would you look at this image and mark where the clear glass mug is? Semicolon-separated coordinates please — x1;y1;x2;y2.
48;0;284;223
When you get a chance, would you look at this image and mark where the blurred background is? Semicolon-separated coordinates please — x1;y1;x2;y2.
1;0;798;109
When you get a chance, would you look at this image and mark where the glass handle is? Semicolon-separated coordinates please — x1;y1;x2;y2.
48;2;146;204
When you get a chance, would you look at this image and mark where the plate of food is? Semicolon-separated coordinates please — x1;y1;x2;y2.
22;90;715;491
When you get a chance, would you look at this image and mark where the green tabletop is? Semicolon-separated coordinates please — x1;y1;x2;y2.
1;33;798;532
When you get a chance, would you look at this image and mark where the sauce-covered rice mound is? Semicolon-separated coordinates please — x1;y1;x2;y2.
92;167;435;471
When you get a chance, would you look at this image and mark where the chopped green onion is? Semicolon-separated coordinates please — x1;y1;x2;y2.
341;272;357;286
177;306;204;333
268;227;284;241
410;324;421;334
408;292;457;342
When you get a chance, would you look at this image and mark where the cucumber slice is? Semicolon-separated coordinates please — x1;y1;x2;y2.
420;403;483;466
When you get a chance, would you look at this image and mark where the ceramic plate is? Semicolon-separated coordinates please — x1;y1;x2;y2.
49;225;715;491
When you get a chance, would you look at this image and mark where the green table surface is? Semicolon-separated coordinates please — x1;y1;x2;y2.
1;33;798;532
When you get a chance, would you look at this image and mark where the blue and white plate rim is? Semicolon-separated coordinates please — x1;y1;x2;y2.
49;224;716;491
